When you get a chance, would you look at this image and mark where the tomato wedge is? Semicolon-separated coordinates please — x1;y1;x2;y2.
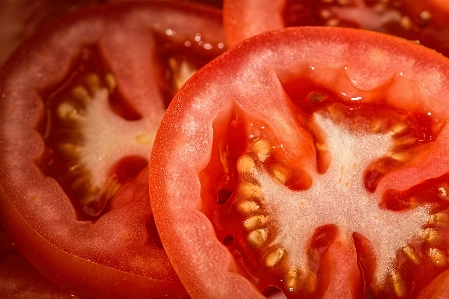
0;1;226;298
223;0;449;56
149;27;449;298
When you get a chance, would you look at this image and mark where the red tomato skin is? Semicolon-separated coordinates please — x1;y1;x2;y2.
0;1;226;298
149;27;449;298
0;185;187;299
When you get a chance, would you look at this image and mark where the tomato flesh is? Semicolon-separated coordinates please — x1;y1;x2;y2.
224;0;449;56
0;1;226;297
149;27;449;298
282;0;449;57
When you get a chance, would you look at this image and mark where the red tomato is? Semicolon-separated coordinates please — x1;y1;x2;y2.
149;27;449;298
223;0;449;56
0;1;226;298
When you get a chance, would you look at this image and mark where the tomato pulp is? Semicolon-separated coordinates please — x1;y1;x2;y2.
223;0;449;57
0;1;226;297
149;27;449;298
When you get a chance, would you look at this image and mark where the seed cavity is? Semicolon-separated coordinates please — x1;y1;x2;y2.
429;248;447;267
247;228;268;249
265;247;285;267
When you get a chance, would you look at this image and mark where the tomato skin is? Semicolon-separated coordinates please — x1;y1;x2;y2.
0;1;226;297
0;183;186;299
149;27;449;298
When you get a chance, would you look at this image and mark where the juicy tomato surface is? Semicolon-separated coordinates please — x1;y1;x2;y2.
223;0;449;56
149;27;449;298
0;0;226;298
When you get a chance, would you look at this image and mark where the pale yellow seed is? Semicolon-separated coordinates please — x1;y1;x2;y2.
86;73;101;93
398;137;416;146
272;164;288;185
285;269;299;291
320;9;331;19
136;134;153;145
326;18;339;27
400;16;412;31
423;228;440;245
438;186;448;198
252;139;271;162
386;151;409;162
58;143;81;156
391;273;406;298
72;86;90;101
247;229;268;249
174;60;197;91
429;248;447;267
243;214;268;231
265;247;285;267
237;200;260;214
430;212;449;224
238;182;262;199
389;123;408;136
105;73;116;92
58;102;79;120
402;246;420;265
237;155;256;174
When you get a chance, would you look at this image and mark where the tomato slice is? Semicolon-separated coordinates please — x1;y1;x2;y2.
0;1;226;298
223;0;449;56
149;27;449;298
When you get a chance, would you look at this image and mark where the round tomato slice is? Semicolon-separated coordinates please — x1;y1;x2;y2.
223;0;449;56
149;27;449;298
0;1;226;298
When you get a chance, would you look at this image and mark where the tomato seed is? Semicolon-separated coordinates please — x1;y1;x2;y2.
428;247;447;267
423;228;440;245
402;245;420;265
237;200;260;214
265;247;285;267
236;155;256;174
391;272;406;298
243;214;268;231
247;228;268;249
252;139;271;162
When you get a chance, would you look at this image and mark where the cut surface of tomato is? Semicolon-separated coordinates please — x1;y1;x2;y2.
0;1;226;297
223;0;449;56
149;27;449;298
